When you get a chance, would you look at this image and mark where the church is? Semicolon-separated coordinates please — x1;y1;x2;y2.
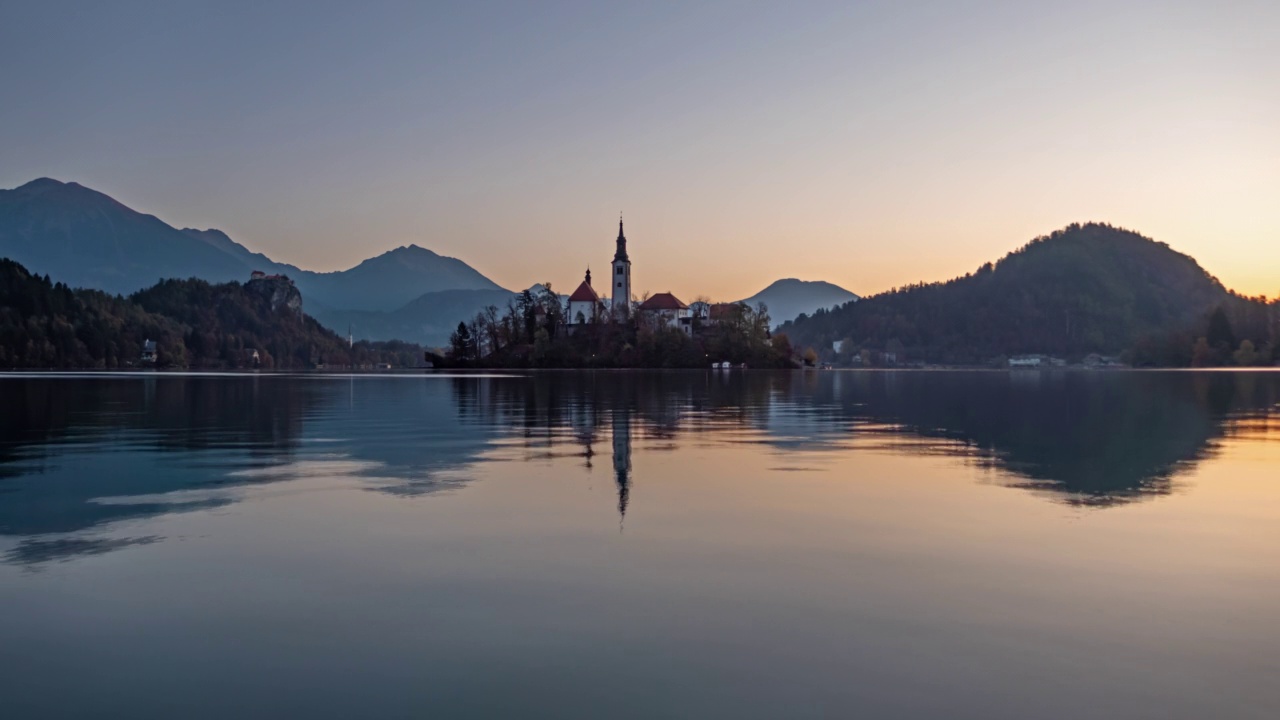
566;216;693;333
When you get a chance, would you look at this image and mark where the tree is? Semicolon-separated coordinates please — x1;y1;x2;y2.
770;333;793;362
532;328;551;363
448;321;473;361
836;336;856;365
1206;306;1236;355
1191;337;1213;367
1234;339;1261;366
482;305;502;354
886;338;905;363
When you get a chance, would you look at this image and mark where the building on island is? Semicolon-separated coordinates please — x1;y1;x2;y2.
611;215;632;317
565;216;697;336
638;292;692;334
567;268;603;326
708;302;747;324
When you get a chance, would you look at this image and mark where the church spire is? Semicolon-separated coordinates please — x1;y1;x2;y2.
614;212;628;262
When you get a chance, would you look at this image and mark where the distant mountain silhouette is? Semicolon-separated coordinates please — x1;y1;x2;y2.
782;223;1239;363
299;244;505;312
313;287;519;347
0;179;255;295
739;278;858;327
0;178;507;316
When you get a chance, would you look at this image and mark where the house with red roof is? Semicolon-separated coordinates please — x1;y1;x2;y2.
567;268;604;326
638;292;693;334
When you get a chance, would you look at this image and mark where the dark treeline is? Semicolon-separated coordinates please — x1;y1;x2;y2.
1126;301;1279;368
0;258;422;369
442;284;797;368
782;223;1279;367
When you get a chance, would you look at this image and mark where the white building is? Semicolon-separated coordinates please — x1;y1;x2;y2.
1008;354;1065;367
638;292;692;334
611;215;632;317
567;269;602;325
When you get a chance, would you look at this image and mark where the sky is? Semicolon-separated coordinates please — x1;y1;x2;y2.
2;1;1277;300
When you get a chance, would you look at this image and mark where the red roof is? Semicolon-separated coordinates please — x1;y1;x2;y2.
568;280;599;302
709;302;744;320
638;292;688;311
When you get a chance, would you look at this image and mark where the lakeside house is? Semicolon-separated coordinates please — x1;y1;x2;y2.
141;339;157;364
638;293;692;334
1009;354;1067;368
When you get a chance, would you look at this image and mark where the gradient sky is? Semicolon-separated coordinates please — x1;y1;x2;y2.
2;1;1277;300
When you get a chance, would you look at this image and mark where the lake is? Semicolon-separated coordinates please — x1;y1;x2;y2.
1;370;1278;719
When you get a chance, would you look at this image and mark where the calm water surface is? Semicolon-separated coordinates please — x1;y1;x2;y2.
1;370;1278;719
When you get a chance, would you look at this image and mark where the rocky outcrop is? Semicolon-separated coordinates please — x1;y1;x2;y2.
246;275;303;317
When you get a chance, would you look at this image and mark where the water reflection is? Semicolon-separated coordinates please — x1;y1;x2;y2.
451;370;1280;510
1;370;1277;566
613;408;631;523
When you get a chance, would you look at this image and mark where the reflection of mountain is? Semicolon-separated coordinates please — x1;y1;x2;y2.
0;377;320;536
3;370;1277;566
758;370;1280;505
447;370;1280;509
810;371;1275;506
0;376;506;564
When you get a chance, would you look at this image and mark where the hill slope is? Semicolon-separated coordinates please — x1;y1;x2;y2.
0;257;419;369
739;279;858;327
781;223;1234;363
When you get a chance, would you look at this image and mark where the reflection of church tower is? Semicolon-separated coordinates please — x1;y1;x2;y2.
612;214;631;317
612;408;632;522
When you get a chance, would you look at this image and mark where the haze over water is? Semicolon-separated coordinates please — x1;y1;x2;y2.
1;371;1278;718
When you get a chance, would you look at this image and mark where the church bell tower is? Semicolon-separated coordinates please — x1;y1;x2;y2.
612;214;631;316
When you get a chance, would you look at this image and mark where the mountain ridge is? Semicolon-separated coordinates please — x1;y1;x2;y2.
0;178;508;313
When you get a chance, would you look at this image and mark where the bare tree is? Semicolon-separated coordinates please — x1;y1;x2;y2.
482;305;502;353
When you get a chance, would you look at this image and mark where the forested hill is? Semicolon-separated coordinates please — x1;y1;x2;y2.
0;258;421;369
781;223;1277;365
